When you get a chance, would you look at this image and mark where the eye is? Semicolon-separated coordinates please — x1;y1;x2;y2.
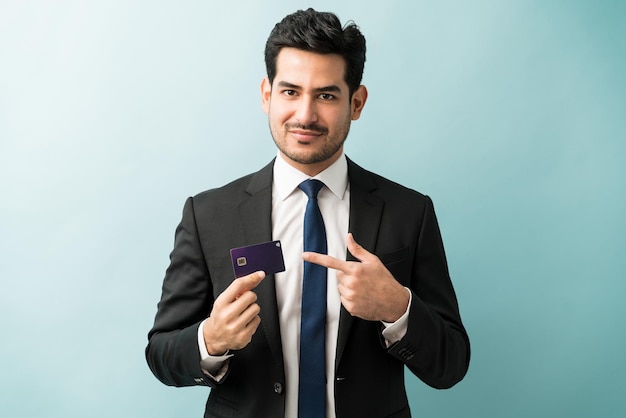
318;93;335;100
282;89;297;97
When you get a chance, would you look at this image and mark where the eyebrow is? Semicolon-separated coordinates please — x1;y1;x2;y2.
276;81;343;94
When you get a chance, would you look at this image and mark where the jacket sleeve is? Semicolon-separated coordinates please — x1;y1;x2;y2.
387;196;470;389
145;196;220;388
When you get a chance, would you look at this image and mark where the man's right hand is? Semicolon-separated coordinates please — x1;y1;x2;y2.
202;271;266;355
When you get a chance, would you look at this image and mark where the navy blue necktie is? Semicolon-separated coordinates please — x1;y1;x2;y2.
298;179;327;418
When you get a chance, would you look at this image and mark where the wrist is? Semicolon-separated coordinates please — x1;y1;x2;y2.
383;286;410;323
205;341;228;356
202;320;228;356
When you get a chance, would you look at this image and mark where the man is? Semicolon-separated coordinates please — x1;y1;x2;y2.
146;8;470;418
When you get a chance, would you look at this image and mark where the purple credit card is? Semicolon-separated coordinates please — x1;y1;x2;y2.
230;240;286;278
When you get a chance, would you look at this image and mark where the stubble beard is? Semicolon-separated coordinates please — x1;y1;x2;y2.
269;119;352;166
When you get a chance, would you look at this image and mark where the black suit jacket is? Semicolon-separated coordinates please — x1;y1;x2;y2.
146;158;470;418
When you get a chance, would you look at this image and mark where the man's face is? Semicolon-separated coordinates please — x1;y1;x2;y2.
261;48;367;176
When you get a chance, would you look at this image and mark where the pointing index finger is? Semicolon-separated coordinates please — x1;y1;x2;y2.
302;252;348;272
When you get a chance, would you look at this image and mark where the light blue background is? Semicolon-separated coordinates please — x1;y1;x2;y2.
1;1;624;417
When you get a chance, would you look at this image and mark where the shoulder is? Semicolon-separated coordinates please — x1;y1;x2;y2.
347;158;431;207
194;172;254;201
190;160;274;208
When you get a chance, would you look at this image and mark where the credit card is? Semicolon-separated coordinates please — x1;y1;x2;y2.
230;240;286;278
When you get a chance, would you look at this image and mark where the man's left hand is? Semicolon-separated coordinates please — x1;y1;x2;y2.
302;233;410;323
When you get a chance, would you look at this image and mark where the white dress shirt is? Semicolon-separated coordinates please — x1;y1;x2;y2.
272;153;349;418
197;152;411;418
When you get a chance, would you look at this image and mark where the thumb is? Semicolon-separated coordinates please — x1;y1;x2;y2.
347;233;377;263
230;271;266;299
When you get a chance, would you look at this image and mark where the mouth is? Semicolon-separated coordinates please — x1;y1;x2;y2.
287;124;328;143
289;130;322;143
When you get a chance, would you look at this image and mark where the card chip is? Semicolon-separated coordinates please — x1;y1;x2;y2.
237;257;247;267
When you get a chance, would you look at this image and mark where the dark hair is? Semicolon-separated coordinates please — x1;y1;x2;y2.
264;8;366;97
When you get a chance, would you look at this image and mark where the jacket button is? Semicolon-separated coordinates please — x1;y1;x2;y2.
273;382;283;395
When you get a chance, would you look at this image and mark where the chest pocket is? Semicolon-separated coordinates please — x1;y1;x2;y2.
378;246;411;285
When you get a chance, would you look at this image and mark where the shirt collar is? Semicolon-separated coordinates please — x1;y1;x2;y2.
273;151;349;201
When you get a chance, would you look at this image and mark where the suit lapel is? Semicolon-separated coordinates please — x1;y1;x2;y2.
335;159;385;368
236;160;285;371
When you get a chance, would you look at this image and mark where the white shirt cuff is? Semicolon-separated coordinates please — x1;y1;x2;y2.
381;287;412;347
197;319;233;380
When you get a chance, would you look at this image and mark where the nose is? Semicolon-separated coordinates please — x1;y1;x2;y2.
294;97;318;125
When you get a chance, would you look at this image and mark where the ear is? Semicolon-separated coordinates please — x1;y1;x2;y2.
261;77;272;114
350;85;368;120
